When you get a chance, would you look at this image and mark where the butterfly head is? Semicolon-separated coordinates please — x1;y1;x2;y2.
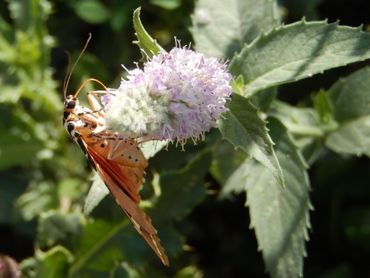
64;95;78;110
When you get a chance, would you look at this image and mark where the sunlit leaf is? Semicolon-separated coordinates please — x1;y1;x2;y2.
191;0;280;58
219;94;284;187
230;20;370;96
133;7;165;59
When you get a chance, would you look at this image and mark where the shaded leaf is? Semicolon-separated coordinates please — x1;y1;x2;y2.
69;220;127;277
73;0;110;24
325;116;370;157
152;149;212;221
22;246;73;278
225;118;311;277
210;140;247;185
17;181;59;221
329;66;370;121
0;128;44;170
326;66;370;156
191;0;280;58
230;20;370;96
38;211;84;250
175;265;203;278
269;100;323;137
219;94;284;186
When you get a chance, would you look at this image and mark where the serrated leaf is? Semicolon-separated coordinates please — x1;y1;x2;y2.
133;7;165;59
152;149;212;221
226;118;311;278
191;0;280;58
230;20;370;96
219;94;284;187
326;66;370;156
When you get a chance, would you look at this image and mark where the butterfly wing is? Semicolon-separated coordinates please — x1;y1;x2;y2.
86;143;169;266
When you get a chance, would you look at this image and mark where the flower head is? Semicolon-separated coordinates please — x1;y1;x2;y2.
103;47;232;145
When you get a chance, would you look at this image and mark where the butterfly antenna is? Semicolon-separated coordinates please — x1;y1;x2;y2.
74;78;108;98
63;33;92;99
63;51;72;100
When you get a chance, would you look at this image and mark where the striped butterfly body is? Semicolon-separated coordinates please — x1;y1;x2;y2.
63;82;169;266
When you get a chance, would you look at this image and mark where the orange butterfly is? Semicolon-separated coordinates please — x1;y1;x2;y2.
62;37;169;266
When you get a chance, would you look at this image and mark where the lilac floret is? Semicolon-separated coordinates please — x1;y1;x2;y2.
104;47;232;145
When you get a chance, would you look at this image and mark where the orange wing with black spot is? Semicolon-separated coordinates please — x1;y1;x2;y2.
86;142;169;266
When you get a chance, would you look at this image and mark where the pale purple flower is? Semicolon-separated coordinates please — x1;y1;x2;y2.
103;47;232;145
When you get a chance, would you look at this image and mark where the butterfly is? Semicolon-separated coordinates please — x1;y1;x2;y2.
62;35;169;266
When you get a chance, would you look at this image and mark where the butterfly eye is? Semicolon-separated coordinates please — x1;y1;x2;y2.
67;122;75;132
65;100;76;109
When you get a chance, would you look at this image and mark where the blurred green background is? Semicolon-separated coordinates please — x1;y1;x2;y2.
0;0;370;277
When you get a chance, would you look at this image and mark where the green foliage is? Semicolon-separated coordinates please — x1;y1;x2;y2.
223;118;311;278
230;20;370;97
325;66;370;157
219;94;284;187
133;7;165;59
1;0;370;277
191;0;280;58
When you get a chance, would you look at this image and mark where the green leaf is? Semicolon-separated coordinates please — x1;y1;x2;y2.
191;0;279;58
329;66;370;122
269;100;323;137
325;116;370;157
38;211;84;250
230;20;370;96
175;265;203;278
17;181;59;221
83;173;109;215
31;246;73;278
224;118;311;278
152;149;212;221
219;94;284;187
69;220;127;277
313;90;336;128
133;7;165;59
150;0;181;10
210;140;247;186
0;128;44;170
326;66;370;156
73;0;110;24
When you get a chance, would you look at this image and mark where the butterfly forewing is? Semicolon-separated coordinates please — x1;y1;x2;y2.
87;143;169;266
